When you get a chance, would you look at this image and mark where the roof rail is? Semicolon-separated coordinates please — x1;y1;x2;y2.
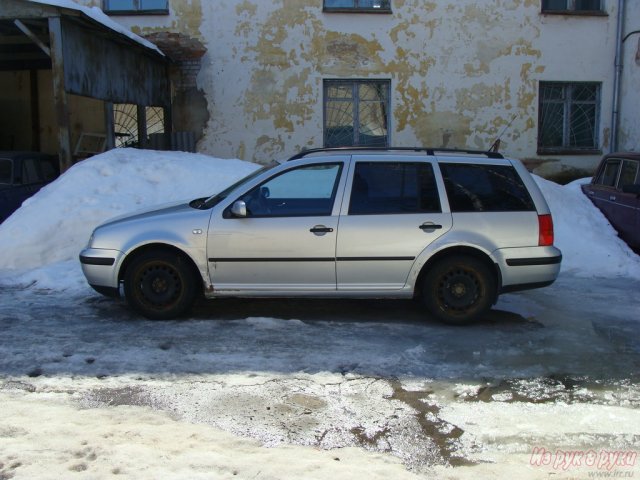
287;146;504;161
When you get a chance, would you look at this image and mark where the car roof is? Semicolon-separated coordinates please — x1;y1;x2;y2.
287;147;504;161
603;152;640;161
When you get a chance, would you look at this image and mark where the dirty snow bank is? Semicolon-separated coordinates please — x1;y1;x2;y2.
535;176;640;278
0;386;419;480
0;150;638;293
0;149;258;270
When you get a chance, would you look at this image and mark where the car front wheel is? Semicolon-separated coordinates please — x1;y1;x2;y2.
422;255;496;325
123;250;197;320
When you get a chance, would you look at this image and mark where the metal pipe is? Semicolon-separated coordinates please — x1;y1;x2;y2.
610;0;625;153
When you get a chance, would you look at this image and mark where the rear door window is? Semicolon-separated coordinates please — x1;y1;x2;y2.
618;160;639;189
440;163;535;212
348;162;441;215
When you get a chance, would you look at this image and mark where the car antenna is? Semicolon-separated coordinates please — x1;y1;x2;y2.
489;115;517;153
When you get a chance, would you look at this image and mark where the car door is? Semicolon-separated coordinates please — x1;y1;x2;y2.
585;157;640;247
336;157;452;290
207;161;346;291
611;159;640;248
585;158;621;221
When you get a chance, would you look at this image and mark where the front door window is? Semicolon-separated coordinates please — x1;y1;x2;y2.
239;164;343;217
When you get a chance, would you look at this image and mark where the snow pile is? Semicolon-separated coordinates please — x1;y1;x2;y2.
0;388;420;480
0;149;259;270
535;176;640;278
0;149;638;292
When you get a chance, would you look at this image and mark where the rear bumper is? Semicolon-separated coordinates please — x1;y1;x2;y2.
494;246;562;290
79;248;123;290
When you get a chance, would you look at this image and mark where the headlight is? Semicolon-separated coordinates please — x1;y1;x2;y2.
87;231;95;248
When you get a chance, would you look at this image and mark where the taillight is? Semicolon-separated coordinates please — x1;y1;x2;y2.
538;214;554;246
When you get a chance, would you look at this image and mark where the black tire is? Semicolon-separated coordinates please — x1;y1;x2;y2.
422;255;497;325
123;250;197;320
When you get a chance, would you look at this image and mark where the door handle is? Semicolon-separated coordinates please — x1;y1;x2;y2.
610;195;617;202
310;225;334;234
419;222;443;231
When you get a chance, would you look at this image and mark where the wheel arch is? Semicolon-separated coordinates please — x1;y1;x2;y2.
118;243;203;294
413;246;502;303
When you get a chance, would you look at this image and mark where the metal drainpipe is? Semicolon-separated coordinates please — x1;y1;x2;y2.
611;0;625;153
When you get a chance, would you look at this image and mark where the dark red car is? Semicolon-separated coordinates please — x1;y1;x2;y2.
0;152;59;224
582;152;640;250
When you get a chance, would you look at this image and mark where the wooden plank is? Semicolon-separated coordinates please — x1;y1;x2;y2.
61;18;170;107
30;69;40;151
14;19;51;56
48;16;72;172
137;104;147;149
104;102;115;151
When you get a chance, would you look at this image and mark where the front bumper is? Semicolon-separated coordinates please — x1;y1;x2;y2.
79;248;124;291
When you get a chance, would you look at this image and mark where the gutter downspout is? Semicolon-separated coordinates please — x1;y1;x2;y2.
610;0;625;153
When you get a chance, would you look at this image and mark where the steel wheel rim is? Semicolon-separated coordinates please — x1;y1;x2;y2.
136;262;182;308
437;267;481;312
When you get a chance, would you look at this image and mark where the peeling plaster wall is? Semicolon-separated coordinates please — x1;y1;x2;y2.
76;1;639;179
196;0;552;165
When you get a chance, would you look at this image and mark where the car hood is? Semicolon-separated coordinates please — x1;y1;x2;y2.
98;200;195;229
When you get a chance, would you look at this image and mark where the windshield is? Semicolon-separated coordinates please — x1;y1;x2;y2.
200;162;278;209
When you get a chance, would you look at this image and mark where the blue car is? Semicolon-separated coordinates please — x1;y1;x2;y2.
0;152;59;223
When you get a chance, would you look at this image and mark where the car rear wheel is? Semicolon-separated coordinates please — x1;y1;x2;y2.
422;255;496;325
123;250;197;320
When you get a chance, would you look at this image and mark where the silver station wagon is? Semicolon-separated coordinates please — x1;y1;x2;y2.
80;148;562;324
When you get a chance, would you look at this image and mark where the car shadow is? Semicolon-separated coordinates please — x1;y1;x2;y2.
189;296;535;328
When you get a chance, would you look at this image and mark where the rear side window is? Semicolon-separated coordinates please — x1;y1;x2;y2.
0;159;12;184
440;163;535;212
596;160;621;187
21;158;40;184
349;162;441;215
40;160;58;182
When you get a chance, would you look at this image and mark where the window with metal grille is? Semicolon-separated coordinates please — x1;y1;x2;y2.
113;104;164;148
541;0;604;14
324;80;390;148
538;82;601;154
323;0;391;13
104;0;168;14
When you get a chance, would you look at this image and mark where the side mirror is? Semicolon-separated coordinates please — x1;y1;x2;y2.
230;200;247;217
